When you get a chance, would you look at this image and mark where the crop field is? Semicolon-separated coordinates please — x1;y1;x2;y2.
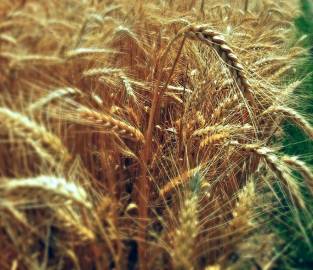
0;0;312;269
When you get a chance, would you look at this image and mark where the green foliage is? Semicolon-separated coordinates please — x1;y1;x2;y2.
270;1;313;269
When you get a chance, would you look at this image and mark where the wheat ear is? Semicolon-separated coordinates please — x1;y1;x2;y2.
282;156;313;195
65;48;116;59
232;142;304;208
160;166;203;197
0;34;17;46
171;174;201;270
0;107;70;163
55;207;95;241
27;87;80;111
0;175;91;209
211;94;239;122
185;25;253;103
263;106;313;140
192;124;252;137
228;180;256;233
78;107;145;143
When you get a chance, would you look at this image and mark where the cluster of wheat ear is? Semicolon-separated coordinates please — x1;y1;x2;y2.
0;0;312;269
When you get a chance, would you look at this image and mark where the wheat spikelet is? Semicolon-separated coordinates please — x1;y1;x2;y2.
282;156;313;195
0;175;91;208
0;107;70;163
78;107;145;143
263;106;313;139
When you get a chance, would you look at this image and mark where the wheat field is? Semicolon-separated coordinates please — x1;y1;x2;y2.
0;0;312;269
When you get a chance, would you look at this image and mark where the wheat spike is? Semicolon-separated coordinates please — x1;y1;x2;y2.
82;67;123;77
27;87;80;111
232;142;305;208
185;25;253;103
229;180;256;232
193;124;252;137
160;166;203;197
211;94;239;122
55;207;95;241
0;175;91;208
171;174;201;270
282;156;313;195
78;107;145;143
65;48;116;59
263;106;313;139
0;52;62;65
200;132;231;148
0;34;17;45
0;107;70;163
